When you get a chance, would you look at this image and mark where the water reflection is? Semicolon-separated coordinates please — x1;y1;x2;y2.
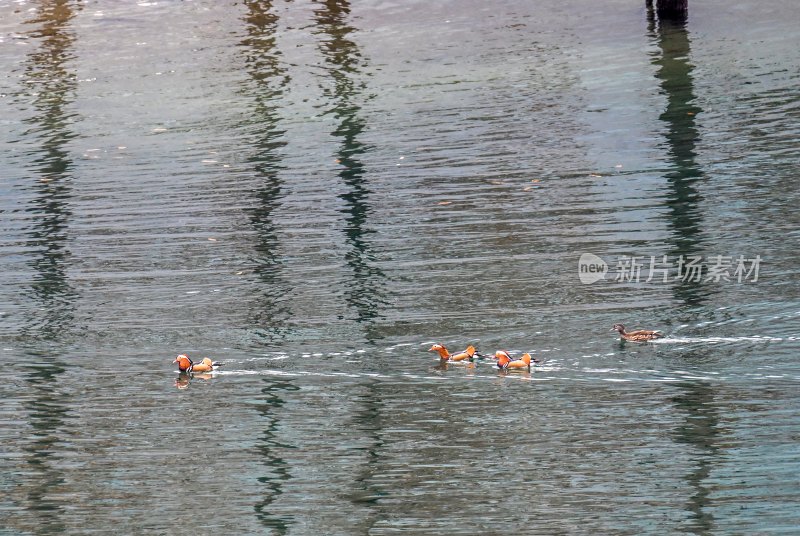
19;0;81;339
672;379;721;533
648;10;710;307
313;0;388;336
13;2;81;533
173;371;214;390
240;0;294;343
345;383;387;517
254;378;299;533
18;349;71;535
648;15;722;530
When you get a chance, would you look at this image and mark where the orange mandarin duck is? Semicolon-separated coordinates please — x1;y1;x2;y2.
493;350;536;371
611;324;664;342
173;354;223;373
429;344;477;363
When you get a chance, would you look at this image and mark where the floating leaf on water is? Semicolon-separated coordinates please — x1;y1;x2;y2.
531;179;540;183
437;201;452;206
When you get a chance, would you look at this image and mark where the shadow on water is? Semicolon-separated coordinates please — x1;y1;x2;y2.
12;2;82;533
648;9;720;533
253;378;299;534
312;0;389;339
647;7;711;308
239;0;294;344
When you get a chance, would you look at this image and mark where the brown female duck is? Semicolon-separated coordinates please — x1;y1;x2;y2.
611;323;664;342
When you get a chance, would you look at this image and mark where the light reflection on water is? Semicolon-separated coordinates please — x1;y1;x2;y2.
1;0;800;534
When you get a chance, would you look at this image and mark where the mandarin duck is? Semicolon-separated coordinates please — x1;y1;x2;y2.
494;350;536;370
611;323;664;342
173;354;223;373
429;344;477;362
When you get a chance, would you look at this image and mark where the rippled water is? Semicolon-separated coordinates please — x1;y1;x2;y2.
2;0;799;534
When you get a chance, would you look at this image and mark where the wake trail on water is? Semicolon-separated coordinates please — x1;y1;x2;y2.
654;336;795;344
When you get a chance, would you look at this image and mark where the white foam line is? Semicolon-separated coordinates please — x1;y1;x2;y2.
645;378;682;383
655;336;784;344
239;356;289;362
215;370;295;377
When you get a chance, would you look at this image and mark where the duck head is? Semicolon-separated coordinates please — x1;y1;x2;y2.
173;354;193;372
428;344;449;360
611;324;626;334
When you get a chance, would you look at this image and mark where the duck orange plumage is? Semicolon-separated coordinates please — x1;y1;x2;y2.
611;323;664;342
494;350;534;370
173;354;223;373
429;344;477;362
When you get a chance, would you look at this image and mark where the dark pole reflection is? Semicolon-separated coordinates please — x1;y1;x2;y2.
648;10;720;532
17;349;71;535
344;383;387;528
648;8;709;307
238;5;297;532
312;0;388;338
671;380;719;533
311;5;387;526
14;1;81;533
240;0;294;344
19;0;80;340
253;378;299;533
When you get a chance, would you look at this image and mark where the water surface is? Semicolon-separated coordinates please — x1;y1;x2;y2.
1;0;799;534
